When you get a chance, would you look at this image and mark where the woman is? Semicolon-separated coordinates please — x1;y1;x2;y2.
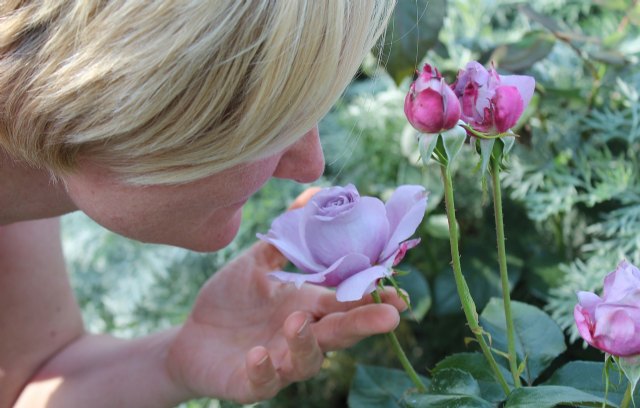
0;1;405;406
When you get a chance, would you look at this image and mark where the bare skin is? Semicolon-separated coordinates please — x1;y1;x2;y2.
0;128;406;407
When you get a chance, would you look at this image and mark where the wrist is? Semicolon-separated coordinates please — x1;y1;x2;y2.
153;327;198;405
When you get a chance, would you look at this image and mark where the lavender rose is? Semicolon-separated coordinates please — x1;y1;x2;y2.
257;184;427;302
574;260;640;356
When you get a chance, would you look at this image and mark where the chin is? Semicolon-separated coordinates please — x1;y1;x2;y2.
181;209;244;253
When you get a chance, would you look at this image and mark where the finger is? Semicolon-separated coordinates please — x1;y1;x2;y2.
313;303;400;351
245;346;282;402
251;240;289;270
283;311;324;382
288;187;322;210
315;286;409;316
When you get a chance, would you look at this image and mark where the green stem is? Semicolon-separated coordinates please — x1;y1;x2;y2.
621;382;632;408
371;290;427;393
490;156;522;388
440;165;511;395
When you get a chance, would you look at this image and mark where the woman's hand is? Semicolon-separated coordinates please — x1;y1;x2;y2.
166;190;407;403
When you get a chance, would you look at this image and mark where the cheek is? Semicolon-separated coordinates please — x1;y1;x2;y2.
61;155;284;249
63;174;177;243
222;155;283;199
65;183;153;239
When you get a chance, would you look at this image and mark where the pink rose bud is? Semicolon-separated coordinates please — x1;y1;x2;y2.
452;61;535;134
404;64;461;134
574;260;640;357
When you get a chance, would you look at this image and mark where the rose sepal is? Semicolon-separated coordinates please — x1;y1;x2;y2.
475;134;516;176
418;121;467;168
614;354;640;405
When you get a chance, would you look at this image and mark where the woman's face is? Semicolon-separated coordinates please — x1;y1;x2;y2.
63;126;325;252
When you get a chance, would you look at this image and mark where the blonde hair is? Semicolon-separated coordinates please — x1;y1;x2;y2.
0;0;394;184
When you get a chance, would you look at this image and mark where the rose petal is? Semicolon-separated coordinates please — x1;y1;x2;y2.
310;184;359;219
603;260;640;302
498;74;536;110
392;238;421;267
414;64;440;92
335;265;391;302
474;79;497;120
574;304;595;345
322;253;372;287
268;253;368;289
493;85;524;133
381;238;421;269
453;61;489;96
257;209;324;273
576;291;602;316
460;81;480;124
593;306;639;356
380;185;427;261
305;196;389;266
269;270;329;289
406;87;447;133
442;84;462;130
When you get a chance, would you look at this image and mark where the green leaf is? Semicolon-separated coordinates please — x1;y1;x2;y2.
429;368;481;396
402;369;494;408
479;299;566;384
432;353;513;402
348;365;430;408
489;30;556;72
545;360;640;406
374;0;447;84
402;393;494;408
504;385;617;408
587;49;630;66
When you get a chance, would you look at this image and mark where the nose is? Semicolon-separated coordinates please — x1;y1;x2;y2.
273;125;325;183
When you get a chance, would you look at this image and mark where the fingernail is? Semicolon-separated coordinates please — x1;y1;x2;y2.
257;354;269;367
296;318;310;337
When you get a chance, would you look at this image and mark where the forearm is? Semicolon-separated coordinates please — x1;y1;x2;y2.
14;328;193;408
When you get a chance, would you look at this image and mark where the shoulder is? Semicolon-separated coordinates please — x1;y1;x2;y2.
0;217;66;272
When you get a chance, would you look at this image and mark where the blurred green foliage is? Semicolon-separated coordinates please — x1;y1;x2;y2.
61;0;639;406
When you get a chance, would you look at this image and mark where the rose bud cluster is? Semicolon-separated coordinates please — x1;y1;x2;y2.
258;184;427;302
404;61;535;137
574;260;640;357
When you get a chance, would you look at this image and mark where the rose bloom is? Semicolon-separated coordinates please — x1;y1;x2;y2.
258;184;427;301
452;61;535;134
574;260;640;357
404;64;461;134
